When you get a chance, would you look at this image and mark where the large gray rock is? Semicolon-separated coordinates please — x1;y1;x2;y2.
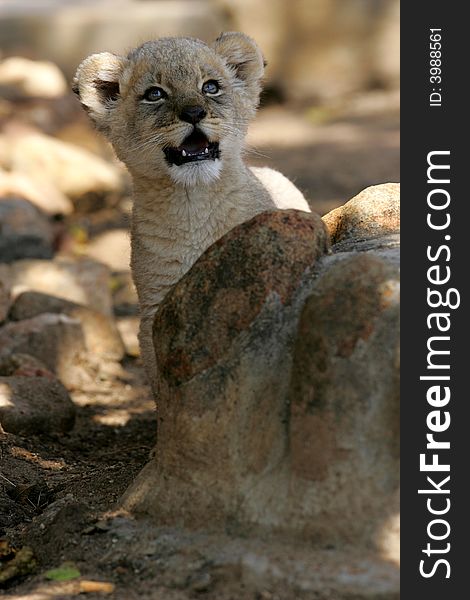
0;375;75;435
122;209;330;526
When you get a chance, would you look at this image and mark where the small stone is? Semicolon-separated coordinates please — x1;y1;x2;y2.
0;313;88;388
287;251;399;551
85;229;131;272
0;375;75;435
0;197;54;262
8;256;113;316
0;57;67;100
0;130;123;206
9;291;125;361
0;169;73;216
322;183;400;248
112;271;138;317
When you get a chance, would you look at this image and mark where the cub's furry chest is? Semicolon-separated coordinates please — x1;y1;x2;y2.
130;191;244;308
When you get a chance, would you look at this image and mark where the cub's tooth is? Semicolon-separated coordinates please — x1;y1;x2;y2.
204;147;209;154
182;149;187;157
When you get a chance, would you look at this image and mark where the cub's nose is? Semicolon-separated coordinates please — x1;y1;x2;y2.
179;105;207;124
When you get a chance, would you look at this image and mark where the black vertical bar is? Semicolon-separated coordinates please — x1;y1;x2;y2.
402;3;468;598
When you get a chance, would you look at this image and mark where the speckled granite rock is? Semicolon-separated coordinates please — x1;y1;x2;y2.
286;250;399;551
155;210;329;387
123;209;330;527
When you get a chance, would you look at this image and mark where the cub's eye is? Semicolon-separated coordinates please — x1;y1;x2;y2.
143;87;167;102
202;80;220;95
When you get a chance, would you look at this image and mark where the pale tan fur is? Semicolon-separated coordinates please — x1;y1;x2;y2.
73;33;310;392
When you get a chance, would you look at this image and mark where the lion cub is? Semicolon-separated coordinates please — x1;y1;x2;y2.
73;33;310;391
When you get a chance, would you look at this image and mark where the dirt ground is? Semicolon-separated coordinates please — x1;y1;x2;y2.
0;93;399;599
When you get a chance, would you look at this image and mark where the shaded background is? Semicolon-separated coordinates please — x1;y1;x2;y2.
1;0;399;217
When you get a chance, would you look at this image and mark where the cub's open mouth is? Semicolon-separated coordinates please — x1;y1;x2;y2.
164;130;220;166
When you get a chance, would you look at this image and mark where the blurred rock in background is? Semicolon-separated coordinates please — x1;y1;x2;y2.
0;0;399;102
223;0;399;102
0;56;67;100
0;0;399;215
0;1;229;82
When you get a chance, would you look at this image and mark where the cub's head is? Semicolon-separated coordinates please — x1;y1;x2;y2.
73;33;265;187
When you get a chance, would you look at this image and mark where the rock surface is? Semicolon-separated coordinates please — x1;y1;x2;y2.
70;514;399;600
0;375;75;435
286;250;399;551
122;184;400;567
0;197;54;262
154;210;329;386
0;352;55;379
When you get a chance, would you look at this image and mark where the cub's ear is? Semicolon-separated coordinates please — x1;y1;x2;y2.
72;52;127;130
213;32;265;99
